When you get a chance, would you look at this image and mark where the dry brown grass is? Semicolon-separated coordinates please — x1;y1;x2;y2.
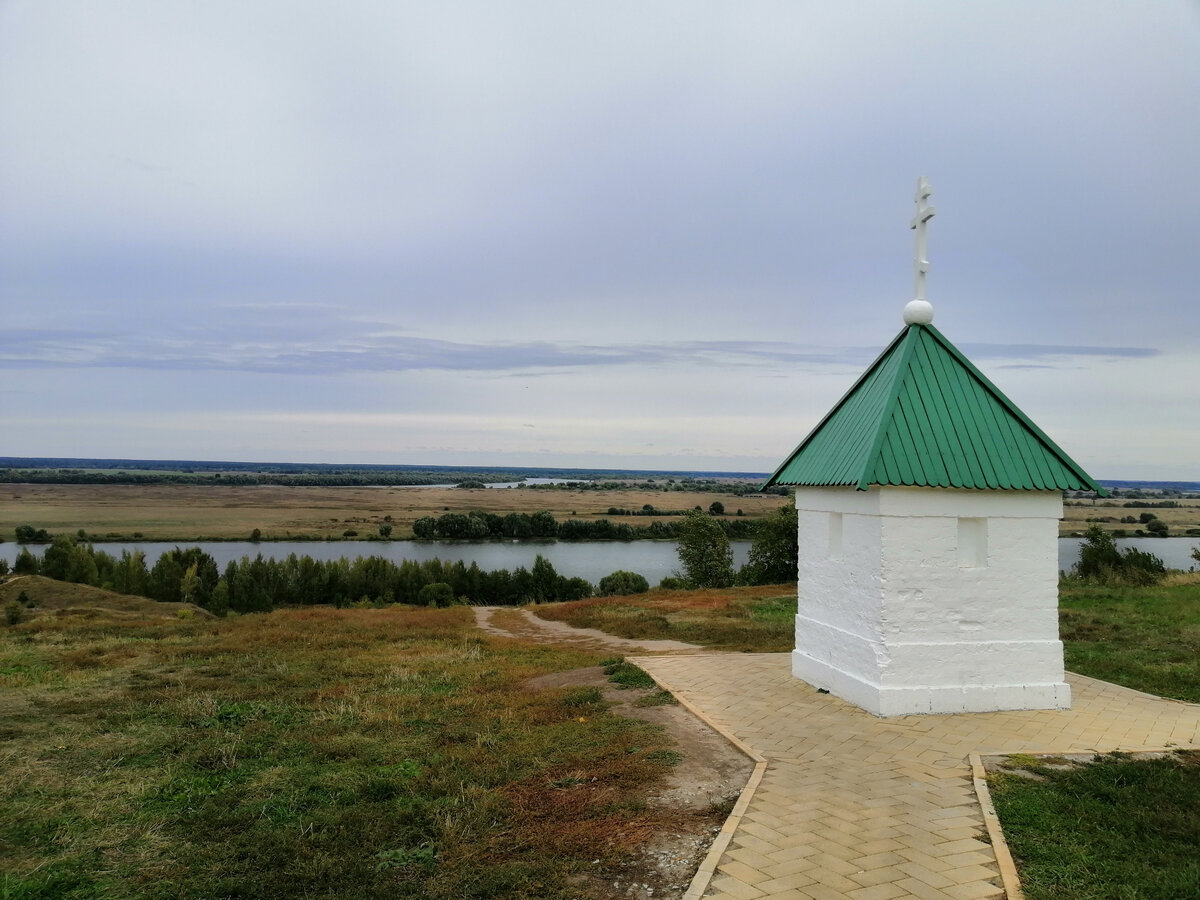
1;483;788;541
0;574;210;619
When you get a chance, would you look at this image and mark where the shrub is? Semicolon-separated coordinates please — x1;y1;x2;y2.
1145;519;1169;537
597;570;650;596
417;582;455;607
1072;525;1166;585
14;524;50;544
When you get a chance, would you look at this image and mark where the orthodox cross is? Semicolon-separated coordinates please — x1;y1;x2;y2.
910;176;935;303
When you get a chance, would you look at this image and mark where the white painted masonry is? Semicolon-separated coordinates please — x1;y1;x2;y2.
792;485;1070;716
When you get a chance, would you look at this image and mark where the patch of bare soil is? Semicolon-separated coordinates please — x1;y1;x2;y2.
527;665;752;899
474;606;701;654
477;607;751;899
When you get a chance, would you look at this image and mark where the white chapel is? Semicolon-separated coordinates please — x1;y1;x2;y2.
763;179;1106;716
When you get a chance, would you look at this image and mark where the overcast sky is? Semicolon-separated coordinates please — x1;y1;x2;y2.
2;2;1197;479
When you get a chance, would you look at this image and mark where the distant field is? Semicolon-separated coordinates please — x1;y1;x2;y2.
1062;498;1200;537
0;483;789;542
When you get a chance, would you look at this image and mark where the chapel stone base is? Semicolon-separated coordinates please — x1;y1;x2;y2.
791;486;1072;718
792;621;1072;717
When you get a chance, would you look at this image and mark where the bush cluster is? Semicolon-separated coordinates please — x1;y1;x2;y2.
1070;525;1167;586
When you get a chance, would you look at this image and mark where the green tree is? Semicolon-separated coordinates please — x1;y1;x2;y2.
13;548;38;575
112;550;150;597
709;501;725;516
529;554;559;603
675;510;734;588
412;517;436;539
742;502;798;585
529;511;557;538
209;580;230;617
40;535;98;585
378;523;393;538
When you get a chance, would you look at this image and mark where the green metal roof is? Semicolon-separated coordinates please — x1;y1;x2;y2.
764;323;1106;494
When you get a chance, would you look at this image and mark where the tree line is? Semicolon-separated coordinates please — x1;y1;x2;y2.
3;504;801;614
411;510;758;541
6;538;605;613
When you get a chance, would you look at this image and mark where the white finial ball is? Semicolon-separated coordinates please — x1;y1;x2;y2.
903;299;934;325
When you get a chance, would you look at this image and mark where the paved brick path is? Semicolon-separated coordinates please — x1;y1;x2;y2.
629;653;1200;900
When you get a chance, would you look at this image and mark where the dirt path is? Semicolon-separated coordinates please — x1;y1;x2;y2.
472;605;703;654
471;606;749;899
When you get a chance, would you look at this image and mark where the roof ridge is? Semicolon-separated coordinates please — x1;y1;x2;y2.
922;324;1105;494
855;326;920;490
759;326;910;491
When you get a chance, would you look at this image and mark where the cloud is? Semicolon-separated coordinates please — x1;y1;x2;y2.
0;325;1158;376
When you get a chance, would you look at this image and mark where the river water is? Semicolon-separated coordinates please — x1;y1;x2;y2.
2;536;1196;583
0;539;752;585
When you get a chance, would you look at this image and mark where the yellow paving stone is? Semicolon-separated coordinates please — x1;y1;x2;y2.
803;884;857;900
895;862;954;889
931;838;991;856
808;851;864;876
760;853;823;879
934;851;995;869
889;877;955;900
708;874;767;899
939;881;1005;900
797;866;864;893
726;847;779;872
628;654;1200;900
851;852;908;870
847;883;911;900
718;860;770;885
754;871;820;894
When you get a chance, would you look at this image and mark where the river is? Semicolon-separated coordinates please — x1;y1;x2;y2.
2;536;1196;583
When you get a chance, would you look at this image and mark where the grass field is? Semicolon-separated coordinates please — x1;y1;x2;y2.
1060;575;1200;703
0;483;789;542
0;602;721;900
533;586;798;653
988;751;1200;900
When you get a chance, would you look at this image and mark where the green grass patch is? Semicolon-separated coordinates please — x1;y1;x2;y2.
634;690;677;708
0;606;693;899
989;751;1200;900
601;657;656;690
1059;578;1200;702
536;585;797;652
